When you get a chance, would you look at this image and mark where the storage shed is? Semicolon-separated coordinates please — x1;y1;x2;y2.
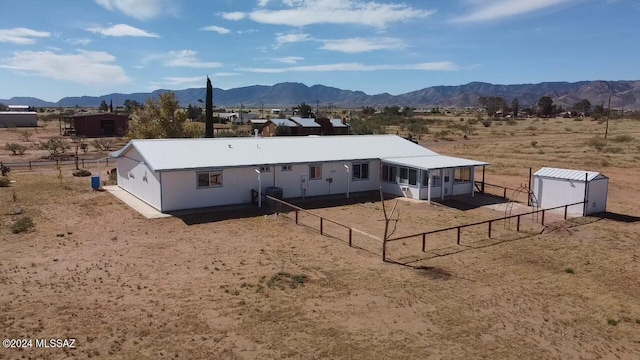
111;135;489;212
0;111;38;127
60;113;129;137
532;167;608;215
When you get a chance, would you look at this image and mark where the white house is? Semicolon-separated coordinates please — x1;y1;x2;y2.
111;135;489;212
532;167;608;215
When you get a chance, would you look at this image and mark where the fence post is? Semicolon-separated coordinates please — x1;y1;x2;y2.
106;157;109;166
488;221;492;238
457;227;461;245
564;205;568;220
503;188;507;199
56;159;59;166
517;215;521;232
295;209;298;224
29;161;32;170
82;159;85;168
320;217;323;235
542;210;545;226
349;228;352;247
422;233;426;252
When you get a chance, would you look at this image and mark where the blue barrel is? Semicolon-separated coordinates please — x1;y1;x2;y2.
91;176;100;190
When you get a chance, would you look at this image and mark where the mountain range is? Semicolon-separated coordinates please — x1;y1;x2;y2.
2;80;639;110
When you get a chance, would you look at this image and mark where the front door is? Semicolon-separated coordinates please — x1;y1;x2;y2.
443;169;453;197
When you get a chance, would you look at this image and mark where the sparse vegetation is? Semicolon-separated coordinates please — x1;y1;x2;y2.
5;143;26;155
73;169;92;177
607;319;618;326
0;177;10;187
530;141;538;148
20;130;33;142
587;137;607;152
92;138;116;151
40;138;70;157
564;268;574;274
11;216;34;234
267;272;308;289
611;134;634;143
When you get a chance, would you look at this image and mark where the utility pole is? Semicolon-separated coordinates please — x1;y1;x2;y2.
316;100;319;118
604;93;612;139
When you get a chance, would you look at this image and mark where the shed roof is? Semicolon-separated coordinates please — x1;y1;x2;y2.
270;119;298;127
381;155;488;170
290;117;320;127
112;134;484;172
533;167;606;181
330;119;349;128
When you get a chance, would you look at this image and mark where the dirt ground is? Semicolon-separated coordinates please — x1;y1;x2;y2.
1;117;640;359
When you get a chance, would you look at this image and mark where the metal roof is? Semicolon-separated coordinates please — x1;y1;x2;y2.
290;117;320;127
533;167;605;181
249;119;269;124
271;119;299;127
381;155;488;170
111;134;473;172
330;119;349;128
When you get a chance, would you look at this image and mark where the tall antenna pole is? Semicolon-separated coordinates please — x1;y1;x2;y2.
604;93;611;139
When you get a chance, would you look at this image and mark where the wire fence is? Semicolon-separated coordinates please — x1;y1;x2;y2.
1;157;112;171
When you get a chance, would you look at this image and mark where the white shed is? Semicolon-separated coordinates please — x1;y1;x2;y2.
532;167;608;215
111;135;488;212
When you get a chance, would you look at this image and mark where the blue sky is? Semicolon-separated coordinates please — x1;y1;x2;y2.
0;0;638;102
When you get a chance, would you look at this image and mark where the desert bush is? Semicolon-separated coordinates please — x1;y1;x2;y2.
92;138;115;151
466;118;478;125
0;177;10;187
525;125;537;131
611;134;634;143
604;147;624;154
587;137;607;151
481;119;492;127
80;143;89;154
5;143;26;155
72;169;92;177
434;129;452;140
564;127;573;132
506;118;517;126
40;138;69;157
607;319;618;326
20;130;33;142
530;141;538;148
11;216;34;234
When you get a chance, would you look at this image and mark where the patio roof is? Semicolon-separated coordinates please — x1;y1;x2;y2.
381;155;489;170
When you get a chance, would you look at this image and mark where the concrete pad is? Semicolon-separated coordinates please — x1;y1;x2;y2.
103;185;171;219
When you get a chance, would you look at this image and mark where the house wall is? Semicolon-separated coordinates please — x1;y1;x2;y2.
158;160;382;211
116;147;162;210
381;164;474;201
533;176;589;214
0;113;38;127
74;114;129;137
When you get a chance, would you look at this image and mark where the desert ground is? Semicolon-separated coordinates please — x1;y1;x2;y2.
1;116;639;359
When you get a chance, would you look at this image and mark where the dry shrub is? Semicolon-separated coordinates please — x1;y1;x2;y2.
611;134;634;143
587;137;607;151
12;216;34;234
0;177;10;187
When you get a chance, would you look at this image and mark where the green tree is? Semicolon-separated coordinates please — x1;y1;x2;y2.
537;96;554;117
123;99;142;114
297;102;314;118
382;106;400;115
205;76;214;138
127;92;191;139
99;100;109;112
0;103;6;111
511;98;520;118
573;99;592;115
109;99;113;113
187;104;203;121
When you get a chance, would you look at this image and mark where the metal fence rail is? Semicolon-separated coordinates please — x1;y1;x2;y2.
1;157;112;170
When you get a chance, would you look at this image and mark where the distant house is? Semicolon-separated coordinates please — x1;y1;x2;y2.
0;110;38;127
289;117;321;135
261;119;300;137
60;113;129;137
315;118;350;135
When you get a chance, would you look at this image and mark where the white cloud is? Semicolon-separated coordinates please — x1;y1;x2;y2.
258;0;271;6
0;27;50;45
276;32;311;45
221;11;247;20
241;0;433;28
320;37;406;53
239;61;458;73
163;76;205;86
451;0;571;23
214;72;241;77
200;25;231;34
274;56;304;64
87;24;159;37
0;50;130;85
95;0;171;20
66;38;92;45
165;50;222;68
237;29;259;34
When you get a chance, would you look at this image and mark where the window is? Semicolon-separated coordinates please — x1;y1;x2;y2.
454;167;471;183
281;164;292;171
427;169;443;186
259;165;270;172
409;169;417;186
352;162;369;180
382;165;397;183
197;171;222;188
399;167;409;184
309;165;322;180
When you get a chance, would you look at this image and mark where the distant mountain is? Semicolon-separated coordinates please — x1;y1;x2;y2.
2;80;639;110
